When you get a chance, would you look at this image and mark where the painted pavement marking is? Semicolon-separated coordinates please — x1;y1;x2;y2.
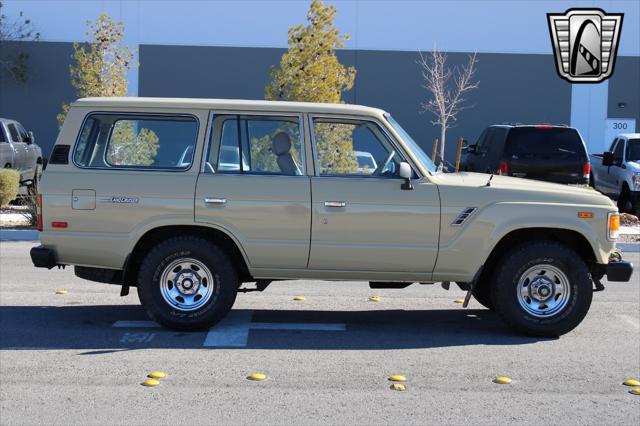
112;310;346;347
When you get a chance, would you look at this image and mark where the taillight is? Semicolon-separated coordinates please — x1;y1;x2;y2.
499;161;509;175
608;212;620;241
36;193;42;232
583;162;591;177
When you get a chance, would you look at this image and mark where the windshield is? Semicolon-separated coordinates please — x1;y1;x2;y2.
385;114;437;174
627;139;639;162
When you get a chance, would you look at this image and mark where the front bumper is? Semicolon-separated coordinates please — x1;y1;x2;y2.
30;245;57;269
605;259;634;282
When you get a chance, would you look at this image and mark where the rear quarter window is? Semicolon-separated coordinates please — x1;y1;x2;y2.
73;113;199;170
504;128;587;159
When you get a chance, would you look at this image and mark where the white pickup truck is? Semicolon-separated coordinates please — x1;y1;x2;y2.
590;133;640;214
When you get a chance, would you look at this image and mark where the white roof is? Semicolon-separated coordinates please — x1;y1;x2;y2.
73;97;387;117
616;133;640;139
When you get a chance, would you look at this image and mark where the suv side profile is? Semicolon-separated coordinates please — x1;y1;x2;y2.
463;124;590;185
31;98;633;337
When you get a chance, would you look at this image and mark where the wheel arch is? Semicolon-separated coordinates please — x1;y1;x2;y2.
475;227;596;296
123;225;252;286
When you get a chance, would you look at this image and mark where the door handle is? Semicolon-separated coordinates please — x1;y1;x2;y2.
204;197;227;205
324;201;346;208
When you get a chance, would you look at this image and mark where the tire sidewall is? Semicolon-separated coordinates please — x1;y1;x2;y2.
493;242;592;336
138;237;237;329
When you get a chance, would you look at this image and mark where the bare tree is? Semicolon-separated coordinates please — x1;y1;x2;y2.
418;49;478;168
0;1;41;82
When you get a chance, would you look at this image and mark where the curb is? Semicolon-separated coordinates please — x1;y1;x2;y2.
0;229;39;241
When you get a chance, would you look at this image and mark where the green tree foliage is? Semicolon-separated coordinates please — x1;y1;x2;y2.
0;169;20;207
106;121;159;166
265;0;357;174
0;1;41;83
314;122;358;174
57;13;136;128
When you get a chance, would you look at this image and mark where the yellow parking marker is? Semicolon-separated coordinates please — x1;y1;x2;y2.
141;379;160;387
493;376;512;384
453;299;464;303
390;383;406;391
55;290;67;295
292;296;305;301
622;379;640;386
147;371;166;379
247;373;267;381
388;375;407;382
629;388;640;395
369;296;381;302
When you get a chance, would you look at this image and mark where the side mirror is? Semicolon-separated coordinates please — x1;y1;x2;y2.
602;151;614;166
25;131;35;145
467;144;477;154
399;162;413;190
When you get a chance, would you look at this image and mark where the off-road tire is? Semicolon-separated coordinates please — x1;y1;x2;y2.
491;241;592;337
137;236;238;330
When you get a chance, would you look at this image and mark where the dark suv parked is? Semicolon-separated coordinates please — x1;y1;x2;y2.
463;125;590;185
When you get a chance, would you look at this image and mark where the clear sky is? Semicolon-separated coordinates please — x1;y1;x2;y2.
4;0;639;54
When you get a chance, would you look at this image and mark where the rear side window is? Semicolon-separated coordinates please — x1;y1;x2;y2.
205;115;303;175
504;128;587;158
0;126;6;143
74;113;198;169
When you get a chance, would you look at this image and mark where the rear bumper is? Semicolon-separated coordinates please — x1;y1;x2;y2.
30;245;58;269
605;260;634;282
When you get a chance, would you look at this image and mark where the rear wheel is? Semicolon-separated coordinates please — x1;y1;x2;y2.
137;236;238;330
491;241;592;337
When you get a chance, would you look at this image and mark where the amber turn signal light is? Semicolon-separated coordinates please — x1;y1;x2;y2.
608;212;620;241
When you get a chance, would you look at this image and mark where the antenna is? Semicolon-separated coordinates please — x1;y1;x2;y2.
486;174;494;187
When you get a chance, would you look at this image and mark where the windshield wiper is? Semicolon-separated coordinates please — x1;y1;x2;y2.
556;147;576;154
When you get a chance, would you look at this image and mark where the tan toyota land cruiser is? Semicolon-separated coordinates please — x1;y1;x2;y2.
31;97;634;337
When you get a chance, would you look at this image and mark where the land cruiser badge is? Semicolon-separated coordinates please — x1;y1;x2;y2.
547;9;623;83
100;196;139;204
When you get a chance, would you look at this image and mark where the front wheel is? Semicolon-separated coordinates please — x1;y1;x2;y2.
137;236;238;330
491;241;592;337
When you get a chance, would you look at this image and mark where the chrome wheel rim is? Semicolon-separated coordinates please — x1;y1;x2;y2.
160;258;214;311
517;264;571;318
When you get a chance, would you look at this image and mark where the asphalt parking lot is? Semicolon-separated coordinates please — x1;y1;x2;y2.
1;241;639;425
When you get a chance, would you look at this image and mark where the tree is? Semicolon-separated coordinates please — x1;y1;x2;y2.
0;1;41;83
106;121;159;166
57;13;135;127
265;0;358;174
418;49;479;168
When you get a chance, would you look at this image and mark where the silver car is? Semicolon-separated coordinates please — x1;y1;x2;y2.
0;118;43;189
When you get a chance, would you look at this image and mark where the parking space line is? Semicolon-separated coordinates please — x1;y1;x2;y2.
250;322;346;331
111;311;347;347
112;320;161;328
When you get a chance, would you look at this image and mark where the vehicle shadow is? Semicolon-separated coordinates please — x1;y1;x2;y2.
0;304;550;351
